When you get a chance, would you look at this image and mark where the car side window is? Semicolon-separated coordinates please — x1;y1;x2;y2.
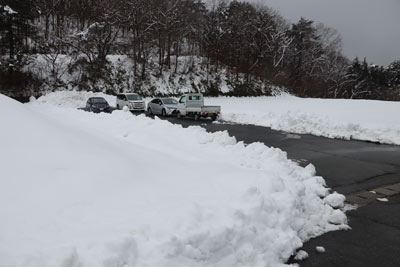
179;96;186;103
151;99;157;104
123;95;127;101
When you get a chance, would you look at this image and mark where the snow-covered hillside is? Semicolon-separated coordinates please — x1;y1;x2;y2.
0;92;347;267
26;54;272;95
208;95;400;145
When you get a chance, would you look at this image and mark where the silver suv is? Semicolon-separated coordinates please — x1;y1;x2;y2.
116;93;145;112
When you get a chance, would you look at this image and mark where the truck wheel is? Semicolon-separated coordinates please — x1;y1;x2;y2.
211;115;217;121
117;104;120;110
147;107;153;115
194;114;200;121
177;112;182;119
161;109;166;117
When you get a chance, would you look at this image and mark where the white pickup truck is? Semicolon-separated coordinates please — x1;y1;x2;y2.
176;93;221;121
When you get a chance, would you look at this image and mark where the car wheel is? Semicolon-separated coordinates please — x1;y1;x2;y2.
148;107;153;115
177;112;182;119
161;109;166;117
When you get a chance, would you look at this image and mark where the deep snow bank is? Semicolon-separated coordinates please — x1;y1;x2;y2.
1;92;347;267
207;95;400;145
32;90;117;108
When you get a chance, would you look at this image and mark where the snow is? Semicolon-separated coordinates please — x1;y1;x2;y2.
207;95;400;145
32;90;117;108
315;246;326;253
36;91;400;146
377;198;389;202
324;192;346;209
342;204;357;212
294;250;309;261
0;91;349;267
26;54;264;95
3;5;18;15
327;210;348;226
75;22;102;39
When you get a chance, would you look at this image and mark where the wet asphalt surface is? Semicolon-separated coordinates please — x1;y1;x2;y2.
157;115;400;267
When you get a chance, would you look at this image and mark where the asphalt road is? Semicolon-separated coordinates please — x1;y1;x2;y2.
160;116;400;267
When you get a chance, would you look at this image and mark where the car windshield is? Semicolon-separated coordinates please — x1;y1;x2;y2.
91;98;107;104
162;98;178;105
127;94;142;101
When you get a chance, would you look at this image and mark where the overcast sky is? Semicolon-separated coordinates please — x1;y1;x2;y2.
257;0;400;66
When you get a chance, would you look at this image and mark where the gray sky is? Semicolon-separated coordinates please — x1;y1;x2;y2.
258;0;400;66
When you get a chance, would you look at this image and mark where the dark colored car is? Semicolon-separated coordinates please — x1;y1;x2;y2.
86;97;111;113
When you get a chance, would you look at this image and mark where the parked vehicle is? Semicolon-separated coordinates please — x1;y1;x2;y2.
147;97;178;116
86;97;112;113
176;93;221;121
116;93;145;112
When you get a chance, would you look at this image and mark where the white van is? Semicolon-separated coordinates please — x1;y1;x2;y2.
116;93;145;112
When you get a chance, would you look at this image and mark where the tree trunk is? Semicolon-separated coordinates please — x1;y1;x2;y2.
141;57;146;80
167;34;171;69
45;15;50;40
174;39;179;74
8;17;15;60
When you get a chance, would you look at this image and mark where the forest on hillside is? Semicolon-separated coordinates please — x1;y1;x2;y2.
0;0;399;100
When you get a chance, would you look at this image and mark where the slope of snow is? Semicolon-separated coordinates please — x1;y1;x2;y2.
31;90;117;108
27;55;271;95
207;95;400;145
0;92;347;267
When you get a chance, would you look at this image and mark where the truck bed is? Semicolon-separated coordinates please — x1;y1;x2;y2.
185;105;221;113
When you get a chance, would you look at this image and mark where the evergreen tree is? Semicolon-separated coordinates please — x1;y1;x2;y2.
388;60;400;88
0;0;39;60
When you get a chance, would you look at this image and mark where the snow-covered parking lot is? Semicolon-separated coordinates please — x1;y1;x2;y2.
0;92;348;267
33;91;400;145
207;95;400;145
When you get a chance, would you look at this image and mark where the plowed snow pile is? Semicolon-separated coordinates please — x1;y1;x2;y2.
0;92;347;267
207;95;400;145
